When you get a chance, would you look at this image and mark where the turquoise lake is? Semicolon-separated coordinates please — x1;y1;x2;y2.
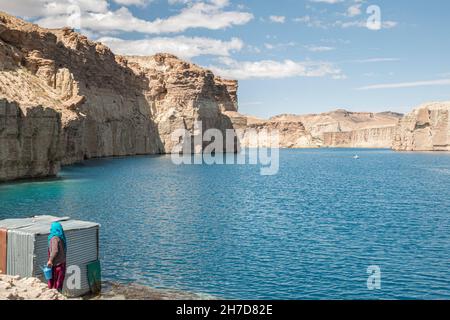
1;149;450;299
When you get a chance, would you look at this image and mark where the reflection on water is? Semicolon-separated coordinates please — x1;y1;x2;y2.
1;149;450;299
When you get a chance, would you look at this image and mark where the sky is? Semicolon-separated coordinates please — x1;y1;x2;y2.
1;0;450;118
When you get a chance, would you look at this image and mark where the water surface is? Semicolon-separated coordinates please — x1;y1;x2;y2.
1;149;450;299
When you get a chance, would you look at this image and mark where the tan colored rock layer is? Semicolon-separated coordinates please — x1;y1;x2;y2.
271;109;402;147
224;112;315;148
0;275;66;300
229;110;402;149
393;102;450;151
323;126;397;148
125;55;237;152
0;12;238;181
0;100;61;180
243;120;315;148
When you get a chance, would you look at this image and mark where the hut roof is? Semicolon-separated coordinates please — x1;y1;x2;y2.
0;216;99;234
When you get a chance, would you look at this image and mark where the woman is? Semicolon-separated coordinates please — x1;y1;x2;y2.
47;222;67;292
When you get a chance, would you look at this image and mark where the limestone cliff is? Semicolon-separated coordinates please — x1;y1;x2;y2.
270;110;402;148
393;102;450;151
0;100;61;181
323;126;397;148
124;55;237;152
229;110;402;149
0;12;237;181
224;112;313;148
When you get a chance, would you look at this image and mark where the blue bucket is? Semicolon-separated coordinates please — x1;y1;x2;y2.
42;266;53;281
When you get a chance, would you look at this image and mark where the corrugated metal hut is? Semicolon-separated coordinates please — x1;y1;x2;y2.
0;215;100;297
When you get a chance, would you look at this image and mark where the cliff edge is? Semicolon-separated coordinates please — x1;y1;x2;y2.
393;102;450;151
228;109;402;149
0;12;238;181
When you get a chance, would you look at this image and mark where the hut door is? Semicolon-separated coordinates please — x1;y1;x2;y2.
0;229;7;274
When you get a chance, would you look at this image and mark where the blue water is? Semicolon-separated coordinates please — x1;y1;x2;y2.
1;149;450;300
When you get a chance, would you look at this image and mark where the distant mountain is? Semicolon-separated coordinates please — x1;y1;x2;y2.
226;109;403;149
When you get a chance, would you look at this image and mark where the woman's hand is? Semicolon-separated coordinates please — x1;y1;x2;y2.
47;260;53;267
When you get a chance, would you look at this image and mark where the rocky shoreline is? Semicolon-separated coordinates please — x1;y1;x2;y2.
0;274;215;300
0;275;66;300
91;282;216;300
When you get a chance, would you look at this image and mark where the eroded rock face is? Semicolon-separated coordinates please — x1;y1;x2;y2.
125;55;237;152
229;110;401;149
228;118;315;148
323;127;397;148
247;121;314;148
393;102;450;151
270;110;402;148
0;12;238;181
0;100;61;181
0;275;66;300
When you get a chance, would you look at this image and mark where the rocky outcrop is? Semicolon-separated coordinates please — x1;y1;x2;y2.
225;112;314;148
0;100;61;181
271;110;402;148
0;12;237;181
0;275;66;300
393;102;450;151
323;126;397;148
243;120;314;148
125;55;237;153
229;109;401;149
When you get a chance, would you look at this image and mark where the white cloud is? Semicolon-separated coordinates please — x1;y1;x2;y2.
294;16;311;23
98;36;243;59
0;0;253;35
353;58;400;63
293;15;328;29
112;0;152;6
335;19;397;29
346;4;362;17
295;16;398;30
357;79;450;90
263;41;297;50
295;1;397;30
0;0;109;18
208;57;344;80
309;0;344;3
305;45;335;52
269;15;286;23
